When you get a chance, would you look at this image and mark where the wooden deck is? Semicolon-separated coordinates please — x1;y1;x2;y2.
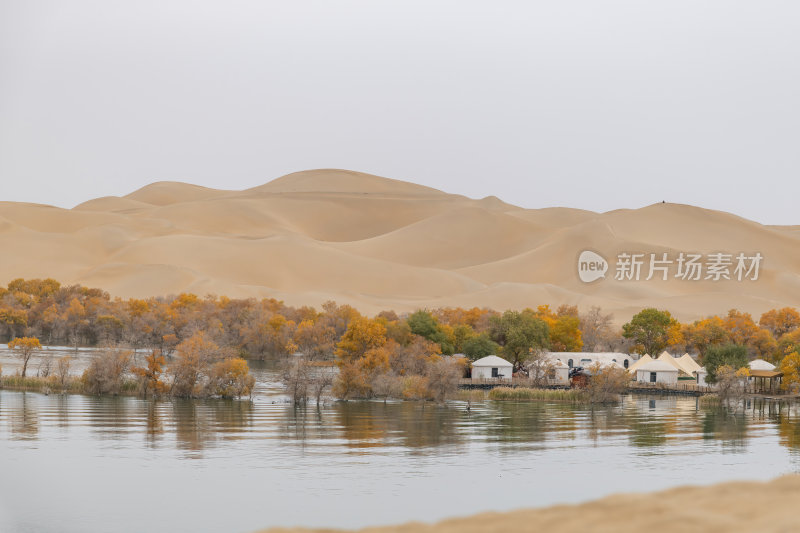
460;378;717;395
627;381;715;395
460;379;790;397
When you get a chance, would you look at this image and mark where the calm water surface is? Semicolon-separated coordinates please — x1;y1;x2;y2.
1;347;800;533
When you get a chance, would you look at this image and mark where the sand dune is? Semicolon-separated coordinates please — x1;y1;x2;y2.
73;196;155;213
1;168;798;321
261;476;800;533
248;169;448;196
124;181;229;206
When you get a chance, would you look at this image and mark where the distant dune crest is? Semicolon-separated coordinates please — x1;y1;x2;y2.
2;169;799;321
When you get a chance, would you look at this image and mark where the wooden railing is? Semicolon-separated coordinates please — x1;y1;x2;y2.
460;378;786;396
628;381;715;394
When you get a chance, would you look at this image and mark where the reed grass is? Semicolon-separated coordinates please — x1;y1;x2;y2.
454;389;488;402
698;394;722;407
0;375;138;395
0;375;82;394
488;386;587;403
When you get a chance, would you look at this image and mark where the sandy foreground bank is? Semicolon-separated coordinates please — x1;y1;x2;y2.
261;476;800;533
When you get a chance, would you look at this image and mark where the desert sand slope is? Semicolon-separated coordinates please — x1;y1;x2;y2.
124;181;229;205
260;476;800;533
73;196;154;213
0;169;798;320
247;169;448;196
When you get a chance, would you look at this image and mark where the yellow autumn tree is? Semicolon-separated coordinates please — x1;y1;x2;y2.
778;329;800;358
0;307;28;340
683;316;730;354
205;358;255;399
293;319;336;359
360;345;392;374
760;307;800;338
169;331;221;397
332;362;371;400
535;305;583;352
132;350;168;397
64;297;87;348
780;352;800;393
722;309;760;345
334;317;387;364
8;336;42;377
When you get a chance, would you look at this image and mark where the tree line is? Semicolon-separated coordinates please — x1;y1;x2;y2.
2;278;800;399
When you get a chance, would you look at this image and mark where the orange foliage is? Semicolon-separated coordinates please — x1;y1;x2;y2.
132;350;168;397
760;307;800;338
335;317;387;363
7;336;42;377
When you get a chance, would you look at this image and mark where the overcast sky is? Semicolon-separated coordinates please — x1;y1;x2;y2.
1;1;798;224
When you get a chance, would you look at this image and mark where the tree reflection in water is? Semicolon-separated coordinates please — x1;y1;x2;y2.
145;401;163;447
10;392;39;440
5;391;800;458
171;399;254;455
285;401;464;451
701;409;748;450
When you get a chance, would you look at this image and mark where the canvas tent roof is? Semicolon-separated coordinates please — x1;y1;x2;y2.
678;353;702;373
749;359;777;371
626;354;653;374
472;355;513;367
657;352;694;376
636;360;680;373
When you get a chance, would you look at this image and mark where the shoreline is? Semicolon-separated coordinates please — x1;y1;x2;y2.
261;476;800;533
2;379;797;407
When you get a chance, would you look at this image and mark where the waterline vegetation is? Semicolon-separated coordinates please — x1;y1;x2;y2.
0;337;255;400
2;278;800;404
488;387;586;403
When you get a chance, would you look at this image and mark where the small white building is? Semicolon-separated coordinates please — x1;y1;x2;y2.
548;359;570;385
635;360;679;385
471;355;513;381
696;367;712;387
547;352;635;371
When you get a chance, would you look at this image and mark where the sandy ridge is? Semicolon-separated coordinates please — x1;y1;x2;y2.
261;476;800;533
1;168;798;321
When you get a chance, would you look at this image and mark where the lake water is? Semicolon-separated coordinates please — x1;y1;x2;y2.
1;347;800;533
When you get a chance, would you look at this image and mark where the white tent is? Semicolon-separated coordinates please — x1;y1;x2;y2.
471;355;513;381
749;359;777;371
626;354;653;374
657;351;694;377
635;360;679;385
678;353;703;374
